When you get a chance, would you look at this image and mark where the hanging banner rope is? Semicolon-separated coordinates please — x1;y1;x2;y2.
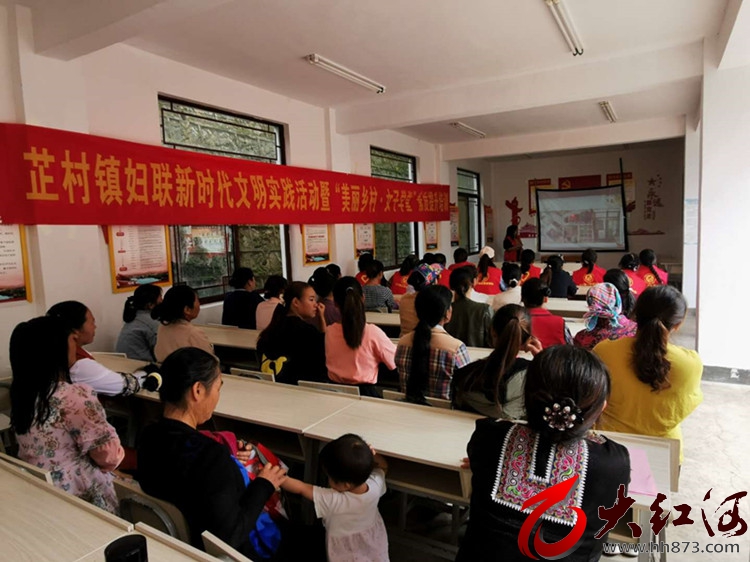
0;123;449;226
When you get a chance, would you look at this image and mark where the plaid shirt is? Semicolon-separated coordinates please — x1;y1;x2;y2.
395;326;471;400
363;284;398;311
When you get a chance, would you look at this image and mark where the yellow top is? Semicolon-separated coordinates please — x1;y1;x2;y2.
593;337;703;462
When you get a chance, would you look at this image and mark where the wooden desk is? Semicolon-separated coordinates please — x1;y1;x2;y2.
543;297;588;318
304;398;480;503
78;523;217;562
197;324;260;350
0;462;133;561
366;311;400;327
90;354;148;373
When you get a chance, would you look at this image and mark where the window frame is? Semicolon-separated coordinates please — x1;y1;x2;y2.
370;146;419;270
159;95;292;302
456;168;482;255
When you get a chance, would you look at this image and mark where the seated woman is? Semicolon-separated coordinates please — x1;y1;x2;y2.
594;285;702;462
491;263;522;311
603;268;636;318
573;283;637;350
540;255;577;298
521;278;572;348
445;267;492;347
388;254;418;296
222;267;264;329
154;285;213;363
255;275;288;332
399;263;440;336
137;348;291;559
637;248;669;287
115;284;162;361
11;316;124;513
618;253;647;297
256;281;327;385
325;277;396;396
308;267;340;325
362;260;398;312
474;248;502;296
456;346;630;561
452;304;542;419
48;300;154;396
518;249;542;286
395;285;471;402
571;249;606;287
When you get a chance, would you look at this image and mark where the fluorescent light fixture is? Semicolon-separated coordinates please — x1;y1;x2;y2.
306;54;385;94
599;101;618;123
449;121;487;139
545;0;584;56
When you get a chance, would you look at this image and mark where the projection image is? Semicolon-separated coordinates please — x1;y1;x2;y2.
536;185;627;252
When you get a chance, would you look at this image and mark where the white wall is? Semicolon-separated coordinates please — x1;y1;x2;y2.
683;121;701;309
698;39;750;369
485;141;685;271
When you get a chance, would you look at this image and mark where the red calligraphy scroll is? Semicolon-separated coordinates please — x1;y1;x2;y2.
0;123;449;226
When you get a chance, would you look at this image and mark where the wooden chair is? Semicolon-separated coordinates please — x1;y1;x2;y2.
298;380;360;396
382;389;451;409
114;478;191;544
0;413;11;454
202;530;255;562
0;451;53;484
229;367;275;383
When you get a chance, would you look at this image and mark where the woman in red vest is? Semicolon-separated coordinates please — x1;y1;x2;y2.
637;248;669;287
571;248;606;287
518;249;542;286
521;278;571;348
502;225;523;262
618;253;647;297
474;248;502;295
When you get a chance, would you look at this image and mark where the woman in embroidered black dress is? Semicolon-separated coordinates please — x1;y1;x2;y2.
456;346;630;562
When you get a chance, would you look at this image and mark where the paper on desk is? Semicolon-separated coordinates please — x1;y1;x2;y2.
626;446;659;497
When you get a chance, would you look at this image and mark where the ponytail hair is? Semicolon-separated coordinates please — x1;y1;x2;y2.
619;253;639;271
477;254;494;278
333;277;366;349
123;284;162;323
520;249;536;274
407;285;452;404
581;249;597;274
455;305;530;407
632;285;686;391
449;266;475;300
502;263;522;289
603;268;635;317
639;249;663;285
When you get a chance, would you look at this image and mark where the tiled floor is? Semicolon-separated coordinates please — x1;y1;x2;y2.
387;314;750;561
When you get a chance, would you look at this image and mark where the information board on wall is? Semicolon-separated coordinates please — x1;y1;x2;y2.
108;225;172;292
0;224;31;303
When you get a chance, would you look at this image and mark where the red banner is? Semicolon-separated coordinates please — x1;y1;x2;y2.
558;175;602;190
0;123;449;226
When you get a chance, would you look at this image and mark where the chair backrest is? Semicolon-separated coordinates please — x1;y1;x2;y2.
0;452;53;484
381;389;451;409
90;352;128;358
298;380;360;396
114;478;191;543
229;367;275;383
202;530;255;562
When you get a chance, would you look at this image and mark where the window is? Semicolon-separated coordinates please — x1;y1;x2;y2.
457;168;481;254
370;147;417;268
159;96;289;300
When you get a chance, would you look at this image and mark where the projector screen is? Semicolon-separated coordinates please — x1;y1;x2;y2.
536;185;628;252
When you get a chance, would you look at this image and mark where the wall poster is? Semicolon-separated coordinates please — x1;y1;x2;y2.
528;178;554;215
450;204;460;247
108;225;172;292
607;172;636;213
0;224;31;303
424;221;438;250
302;225;331;264
353;223;375;257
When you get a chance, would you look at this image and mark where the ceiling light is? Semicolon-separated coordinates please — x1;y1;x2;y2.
545;0;584;56
306;54;385;94
599;101;618;123
449;122;487;139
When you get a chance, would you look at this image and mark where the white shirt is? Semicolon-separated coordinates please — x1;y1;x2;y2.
70;357;146;396
313;469;389;562
468;289;489;304
491;285;523;311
